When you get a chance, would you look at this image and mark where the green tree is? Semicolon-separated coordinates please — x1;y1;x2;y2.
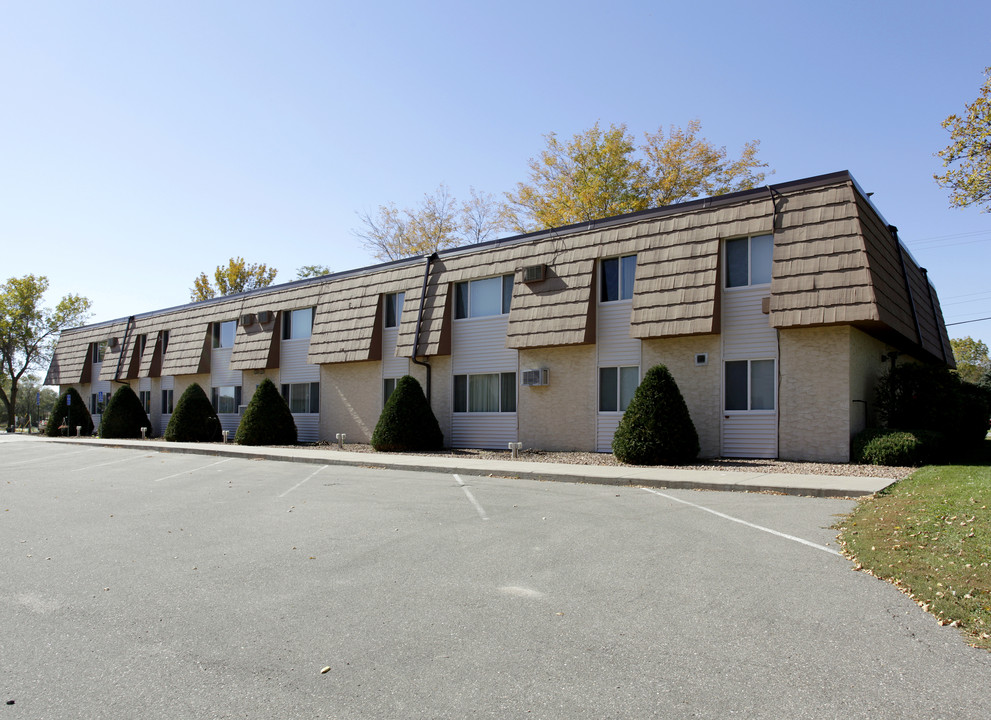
46;387;95;437
2;374;57;428
99;385;152;439
935;67;991;212
611;365;699;465
190;257;278;302
234;378;297;446
951;336;991;384
371;375;443;451
503;120;769;232
296;265;332;280
164;383;223;442
355;185;506;261
0;275;92;430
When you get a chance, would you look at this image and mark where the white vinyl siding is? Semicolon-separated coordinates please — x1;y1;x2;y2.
721;236;778;458
281;324;320;442
451;313;517;448
596;293;640;452
160;376;174;423
381;292;408;390
210;344;242;434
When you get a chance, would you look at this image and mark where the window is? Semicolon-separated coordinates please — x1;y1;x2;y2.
162;389;174;414
600;255;636;302
138;390;151;414
724;359;775;411
282;307;314;340
599;366;639;412
725;234;773;288
383;378;397;404
92;341;107;364
212;320;237;348
384;293;405;328
453;372;516;412
161;330;169;355
280;382;320;413
90;393;106;414
211;385;242;414
138;334;147;356
455;275;513;319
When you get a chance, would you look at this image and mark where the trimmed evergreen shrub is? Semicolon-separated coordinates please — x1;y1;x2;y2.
612;364;699;465
45;387;94;437
99;385;152;439
371;375;443;452
851;428;944;466
234;378;297;446
164;382;223;442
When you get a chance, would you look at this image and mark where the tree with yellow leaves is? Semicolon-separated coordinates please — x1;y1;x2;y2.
190;257;278;302
503;120;769;232
935;67;991;212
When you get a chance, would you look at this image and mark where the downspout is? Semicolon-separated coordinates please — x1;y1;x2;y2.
767;185;782;459
113;316;136;386
411;253;438;402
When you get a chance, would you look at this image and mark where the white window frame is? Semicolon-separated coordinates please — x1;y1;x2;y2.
212;320;237;349
600;255;637;303
453;372;517;413
211;385;242;414
280;382;319;414
92;341;107;364
598;366;640;413
724;234;773;289
282;307;314;340
723;359;776;412
454;275;514;319
161;388;174;414
384;293;405;328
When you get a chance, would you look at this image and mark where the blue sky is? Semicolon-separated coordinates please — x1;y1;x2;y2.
3;1;990;346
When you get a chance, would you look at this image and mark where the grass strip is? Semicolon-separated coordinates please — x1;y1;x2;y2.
837;450;990;650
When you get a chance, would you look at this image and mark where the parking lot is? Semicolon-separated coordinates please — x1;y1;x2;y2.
2;437;989;719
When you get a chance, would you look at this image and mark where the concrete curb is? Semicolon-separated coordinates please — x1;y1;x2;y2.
34;436;897;498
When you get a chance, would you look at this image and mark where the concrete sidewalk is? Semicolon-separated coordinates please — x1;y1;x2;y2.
22;434;898;498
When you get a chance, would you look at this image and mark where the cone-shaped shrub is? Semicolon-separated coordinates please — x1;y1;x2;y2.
612;364;699;465
371;375;443;451
164;382;223;442
99;385;152;439
45;387;95;437
234;378;297;446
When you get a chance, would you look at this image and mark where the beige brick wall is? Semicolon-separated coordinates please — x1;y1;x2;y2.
518;345;596;451
849;328;893;434
642;336;721;458
778;327;851;462
320;362;381;443
173;374;210;403
408;356;452;447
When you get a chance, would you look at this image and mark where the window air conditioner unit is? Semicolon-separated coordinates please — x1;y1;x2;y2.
257;310;274;324
521;368;549;386
240;313;256;326
521;264;546;283
108;337;119;348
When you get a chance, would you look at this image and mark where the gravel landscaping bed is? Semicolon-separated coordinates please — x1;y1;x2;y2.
316;442;913;480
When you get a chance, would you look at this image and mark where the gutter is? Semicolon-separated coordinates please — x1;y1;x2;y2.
411;253;438;402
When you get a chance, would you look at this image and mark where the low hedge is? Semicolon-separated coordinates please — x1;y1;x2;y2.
852;428;945;466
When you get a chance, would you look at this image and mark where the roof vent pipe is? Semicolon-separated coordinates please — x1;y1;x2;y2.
411;253;439;402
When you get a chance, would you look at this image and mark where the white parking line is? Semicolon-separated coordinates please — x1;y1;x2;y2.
72;455;150;472
154;458;233;482
278;465;328;498
453;474;489;521
642;488;842;556
3;449;93;467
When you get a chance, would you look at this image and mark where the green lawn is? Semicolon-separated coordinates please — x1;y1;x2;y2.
838;441;991;649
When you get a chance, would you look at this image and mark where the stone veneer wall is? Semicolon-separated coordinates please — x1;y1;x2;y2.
517;345;596;451
641;336;721;458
